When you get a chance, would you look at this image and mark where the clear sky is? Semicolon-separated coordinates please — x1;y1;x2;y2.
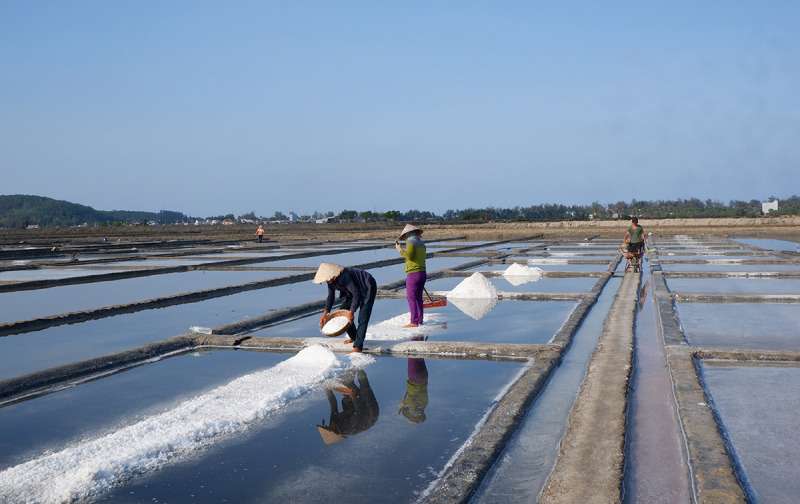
1;1;798;216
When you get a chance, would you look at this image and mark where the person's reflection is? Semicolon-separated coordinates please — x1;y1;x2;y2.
399;353;429;424
317;369;379;445
638;279;650;311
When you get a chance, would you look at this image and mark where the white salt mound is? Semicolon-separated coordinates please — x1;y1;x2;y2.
321;316;350;336
447;272;498;299
503;263;544;277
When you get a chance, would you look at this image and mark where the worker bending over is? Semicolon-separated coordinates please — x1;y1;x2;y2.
315;263;377;353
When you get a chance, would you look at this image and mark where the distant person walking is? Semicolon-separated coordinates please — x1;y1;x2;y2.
396;224;427;328
623;217;646;257
315;263;377;353
255;225;265;243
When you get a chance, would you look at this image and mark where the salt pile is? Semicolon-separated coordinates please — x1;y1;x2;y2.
501;263;544;287
503;263;544;277
447;272;498;299
446;273;499;320
0;345;373;504
366;312;447;341
321;315;350;336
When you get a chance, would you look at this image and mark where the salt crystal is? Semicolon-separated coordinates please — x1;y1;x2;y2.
321;316;350;336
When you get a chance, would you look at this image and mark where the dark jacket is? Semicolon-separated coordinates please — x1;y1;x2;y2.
325;267;375;313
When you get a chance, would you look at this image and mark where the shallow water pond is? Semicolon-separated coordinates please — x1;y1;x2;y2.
255;298;576;345
661;263;800;272
702;363;800;503
0;270;296;323
678;303;800;349
0;268;127;282
733;238;800;253
0;350;523;504
666;278;800;295
424;275;597;293
0;281;324;380
0;261;486;379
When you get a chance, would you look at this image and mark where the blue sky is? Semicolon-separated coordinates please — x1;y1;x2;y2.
1;1;798;216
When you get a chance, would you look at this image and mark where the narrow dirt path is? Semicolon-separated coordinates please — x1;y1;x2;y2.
541;270;639;503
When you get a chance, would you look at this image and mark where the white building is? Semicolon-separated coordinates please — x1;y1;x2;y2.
762;200;779;214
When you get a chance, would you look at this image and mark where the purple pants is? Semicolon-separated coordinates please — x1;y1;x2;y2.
406;271;427;325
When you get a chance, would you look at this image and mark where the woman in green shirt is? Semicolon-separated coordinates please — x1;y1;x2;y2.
396;224;427;327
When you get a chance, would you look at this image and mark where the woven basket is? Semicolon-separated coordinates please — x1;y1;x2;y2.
321;309;353;337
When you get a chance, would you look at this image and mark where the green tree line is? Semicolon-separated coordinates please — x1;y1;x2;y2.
0;195;188;228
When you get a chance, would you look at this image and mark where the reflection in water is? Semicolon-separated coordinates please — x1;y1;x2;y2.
638;280;650;311
448;296;498;320
399;357;429;424
637;260;650;312
502;274;542;287
317;370;380;445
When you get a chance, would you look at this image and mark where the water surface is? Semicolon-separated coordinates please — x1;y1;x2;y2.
702;363;800;503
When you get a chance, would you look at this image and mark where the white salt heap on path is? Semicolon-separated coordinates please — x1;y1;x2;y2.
366;312;447;341
447;272;498;299
0;345;372;504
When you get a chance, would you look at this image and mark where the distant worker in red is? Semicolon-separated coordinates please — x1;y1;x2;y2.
255;225;265;243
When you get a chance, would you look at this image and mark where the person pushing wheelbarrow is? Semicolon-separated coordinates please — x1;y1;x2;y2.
622;217;646;272
315;263;377;353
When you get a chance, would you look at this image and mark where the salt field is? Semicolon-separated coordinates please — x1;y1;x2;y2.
0;233;798;503
701;362;800;503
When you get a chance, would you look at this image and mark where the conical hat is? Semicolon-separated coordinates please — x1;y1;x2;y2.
399;224;423;240
317;426;346;445
313;263;344;284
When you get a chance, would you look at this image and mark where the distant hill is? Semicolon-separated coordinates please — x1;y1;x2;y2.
0;195;188;228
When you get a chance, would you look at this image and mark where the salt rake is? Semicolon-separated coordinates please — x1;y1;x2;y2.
423;287;447;309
